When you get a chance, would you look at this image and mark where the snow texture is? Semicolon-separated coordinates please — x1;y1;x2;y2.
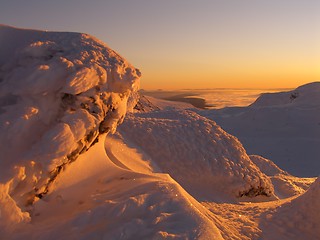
0;25;318;240
0;25;140;215
4;135;223;240
118;109;275;202
260;177;320;240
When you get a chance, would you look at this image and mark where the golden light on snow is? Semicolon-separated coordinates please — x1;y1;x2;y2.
0;18;319;239
38;65;50;70
23;107;39;120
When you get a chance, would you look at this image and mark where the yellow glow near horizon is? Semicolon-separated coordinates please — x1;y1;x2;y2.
130;16;320;90
139;55;320;90
1;0;319;90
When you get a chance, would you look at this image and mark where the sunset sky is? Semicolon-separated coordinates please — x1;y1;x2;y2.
1;0;319;89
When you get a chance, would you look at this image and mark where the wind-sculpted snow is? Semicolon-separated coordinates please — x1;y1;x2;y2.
0;25;140;207
260;177;320;239
119;109;275;202
0;134;223;239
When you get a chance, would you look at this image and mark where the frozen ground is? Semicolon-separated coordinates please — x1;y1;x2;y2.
0;25;318;239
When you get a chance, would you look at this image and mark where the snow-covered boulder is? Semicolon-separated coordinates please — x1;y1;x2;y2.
0;25;140;205
119;109;276;202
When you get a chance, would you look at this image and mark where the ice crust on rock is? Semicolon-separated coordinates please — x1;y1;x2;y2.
0;25;140;204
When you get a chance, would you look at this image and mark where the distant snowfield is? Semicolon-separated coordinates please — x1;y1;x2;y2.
0;25;318;239
199;82;320;177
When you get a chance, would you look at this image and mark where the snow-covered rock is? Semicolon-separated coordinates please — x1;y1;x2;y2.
249;155;287;176
0;25;140;206
119;109;276;202
200;82;320;177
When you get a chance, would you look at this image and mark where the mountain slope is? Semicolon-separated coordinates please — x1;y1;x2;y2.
199;82;320;177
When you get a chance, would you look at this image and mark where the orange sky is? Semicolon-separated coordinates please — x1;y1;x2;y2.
139;52;320;89
1;0;319;90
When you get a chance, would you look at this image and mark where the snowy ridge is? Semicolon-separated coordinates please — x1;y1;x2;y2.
118;109;275;202
250;82;320;108
200;82;320;177
249;155;287;176
0;25;140;206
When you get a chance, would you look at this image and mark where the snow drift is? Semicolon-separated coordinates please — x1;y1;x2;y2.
0;134;223;239
260;177;320;240
118;109;275;202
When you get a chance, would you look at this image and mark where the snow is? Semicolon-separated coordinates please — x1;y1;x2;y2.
0;183;31;235
260;177;320;240
250;82;320;108
0;25;140;180
0;25;318;239
4;135;222;239
0;24;141;231
118;109;275;202
250;155;315;198
199;82;320;177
